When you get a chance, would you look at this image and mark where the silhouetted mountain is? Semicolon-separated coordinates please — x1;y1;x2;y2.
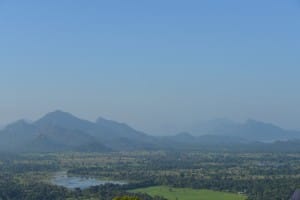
26;125;109;152
36;110;157;150
236;119;290;141
93;117;157;150
0;110;157;152
0;120;38;151
190;119;300;142
1;111;300;153
35;110;95;131
160;132;248;151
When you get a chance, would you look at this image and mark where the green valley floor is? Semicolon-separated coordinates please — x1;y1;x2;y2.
131;186;246;200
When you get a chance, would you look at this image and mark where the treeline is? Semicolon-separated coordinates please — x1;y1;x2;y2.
0;177;70;200
0;174;165;200
1;151;300;200
69;167;298;199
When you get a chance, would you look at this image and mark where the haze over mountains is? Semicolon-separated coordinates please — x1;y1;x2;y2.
0;110;300;153
189;118;300;142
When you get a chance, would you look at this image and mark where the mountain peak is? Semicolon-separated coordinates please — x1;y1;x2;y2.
43;110;74;118
0;110;152;152
36;110;82;123
245;119;261;124
35;110;94;131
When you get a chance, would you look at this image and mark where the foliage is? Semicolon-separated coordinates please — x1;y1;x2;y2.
0;151;299;199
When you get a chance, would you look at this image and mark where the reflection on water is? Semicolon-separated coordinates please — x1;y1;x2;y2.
51;171;126;189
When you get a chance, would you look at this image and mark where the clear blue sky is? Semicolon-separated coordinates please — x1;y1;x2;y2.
0;0;300;134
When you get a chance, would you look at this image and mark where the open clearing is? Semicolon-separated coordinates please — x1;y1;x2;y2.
131;186;246;200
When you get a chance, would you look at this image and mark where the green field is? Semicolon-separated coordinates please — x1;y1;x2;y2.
131;186;246;200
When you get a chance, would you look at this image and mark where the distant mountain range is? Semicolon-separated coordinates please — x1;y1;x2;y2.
0;111;158;152
188;118;300;142
1;111;300;153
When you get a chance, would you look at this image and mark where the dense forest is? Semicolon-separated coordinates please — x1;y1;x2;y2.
0;151;299;200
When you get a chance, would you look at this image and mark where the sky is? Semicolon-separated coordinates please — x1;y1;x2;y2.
0;0;300;134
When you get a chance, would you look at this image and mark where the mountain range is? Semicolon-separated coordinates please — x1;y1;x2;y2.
0;111;158;152
189;118;300;142
1;110;300;153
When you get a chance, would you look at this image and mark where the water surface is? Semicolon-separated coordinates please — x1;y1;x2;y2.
51;172;126;189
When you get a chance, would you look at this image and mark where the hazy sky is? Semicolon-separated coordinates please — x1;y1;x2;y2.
0;0;300;134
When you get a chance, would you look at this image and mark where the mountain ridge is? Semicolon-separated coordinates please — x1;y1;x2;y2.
189;118;300;142
0;110;155;152
1;111;300;152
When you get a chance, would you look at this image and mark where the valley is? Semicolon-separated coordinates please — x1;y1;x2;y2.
0;111;300;200
1;151;300;199
1;111;300;199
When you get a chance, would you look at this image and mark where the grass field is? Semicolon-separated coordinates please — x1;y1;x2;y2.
131;186;246;200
